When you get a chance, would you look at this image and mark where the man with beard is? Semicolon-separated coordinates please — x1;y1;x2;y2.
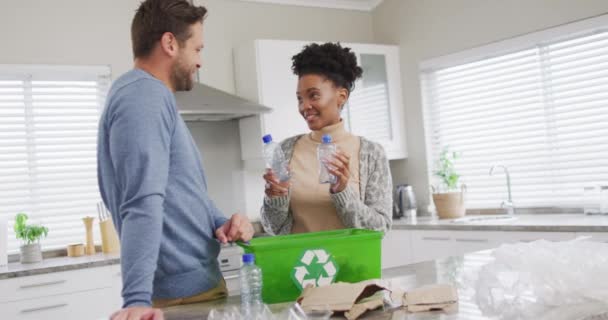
97;1;254;319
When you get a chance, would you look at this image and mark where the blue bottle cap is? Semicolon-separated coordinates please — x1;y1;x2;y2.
322;134;332;144
242;253;255;264
262;134;273;144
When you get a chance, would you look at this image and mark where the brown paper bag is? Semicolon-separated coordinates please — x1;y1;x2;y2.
344;292;385;320
297;280;388;319
403;284;458;313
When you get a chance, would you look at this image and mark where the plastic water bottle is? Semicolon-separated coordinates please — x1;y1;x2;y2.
240;253;263;315
317;134;337;184
262;134;290;182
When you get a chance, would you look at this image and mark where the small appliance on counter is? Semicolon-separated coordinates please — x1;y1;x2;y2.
218;243;245;296
394;184;417;219
218;243;244;272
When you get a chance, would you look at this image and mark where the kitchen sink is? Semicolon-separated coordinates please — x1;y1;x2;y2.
450;215;518;223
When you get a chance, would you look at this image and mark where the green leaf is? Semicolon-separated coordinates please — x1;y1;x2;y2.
13;213;48;244
433;146;461;191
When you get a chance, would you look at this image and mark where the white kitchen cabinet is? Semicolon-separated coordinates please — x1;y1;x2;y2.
0;264;122;320
1;287;117;320
0;264;120;303
410;230;502;263
410;230;458;263
235;39;309;170
340;43;407;160
382;230;412;269
451;231;502;256
234;39;407;218
235;39;407;166
234;40;307;218
110;265;123;309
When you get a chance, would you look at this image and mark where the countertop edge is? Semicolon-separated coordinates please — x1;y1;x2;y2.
0;256;120;280
391;223;608;232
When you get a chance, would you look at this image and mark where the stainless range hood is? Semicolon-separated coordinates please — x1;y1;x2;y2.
174;82;270;121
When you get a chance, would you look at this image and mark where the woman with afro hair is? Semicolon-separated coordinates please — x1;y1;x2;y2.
260;42;393;235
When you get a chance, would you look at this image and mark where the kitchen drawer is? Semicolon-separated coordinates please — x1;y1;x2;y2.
412;230;453;242
410;230;502;263
0;287;118;320
410;230;454;263
0;264;120;303
451;231;501;256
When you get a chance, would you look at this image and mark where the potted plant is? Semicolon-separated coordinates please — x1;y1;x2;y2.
431;148;466;219
14;213;48;264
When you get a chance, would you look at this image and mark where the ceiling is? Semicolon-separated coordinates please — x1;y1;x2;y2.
238;0;384;11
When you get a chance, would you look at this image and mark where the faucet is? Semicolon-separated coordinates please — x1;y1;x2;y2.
489;165;516;215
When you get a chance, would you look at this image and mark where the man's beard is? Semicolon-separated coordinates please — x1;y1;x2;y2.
170;57;194;92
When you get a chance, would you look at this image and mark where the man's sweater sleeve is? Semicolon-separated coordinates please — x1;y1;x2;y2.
108;81;174;307
209;199;229;230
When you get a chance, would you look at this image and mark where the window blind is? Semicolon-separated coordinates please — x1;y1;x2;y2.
422;28;608;209
0;65;110;253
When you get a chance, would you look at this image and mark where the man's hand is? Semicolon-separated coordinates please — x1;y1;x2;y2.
215;214;254;244
111;306;164;320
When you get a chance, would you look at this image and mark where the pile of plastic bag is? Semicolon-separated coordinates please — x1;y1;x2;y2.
473;238;608;320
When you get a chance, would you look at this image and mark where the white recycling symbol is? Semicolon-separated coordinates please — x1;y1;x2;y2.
291;249;339;290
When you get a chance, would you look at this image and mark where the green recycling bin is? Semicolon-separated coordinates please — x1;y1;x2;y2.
238;228;383;304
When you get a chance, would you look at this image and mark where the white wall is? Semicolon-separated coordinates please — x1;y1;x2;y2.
0;0;373;93
186;120;243;215
199;0;374;93
372;0;608;214
0;0;373;216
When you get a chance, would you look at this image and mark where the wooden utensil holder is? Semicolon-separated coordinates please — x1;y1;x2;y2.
99;219;120;254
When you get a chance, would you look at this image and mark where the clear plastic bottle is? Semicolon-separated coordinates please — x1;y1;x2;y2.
262;134;290;182
240;253;263;316
317;134;337;184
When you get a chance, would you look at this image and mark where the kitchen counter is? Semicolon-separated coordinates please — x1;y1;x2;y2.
162;246;608;319
161;253;474;319
0;252;119;280
392;214;608;232
164;248;589;320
